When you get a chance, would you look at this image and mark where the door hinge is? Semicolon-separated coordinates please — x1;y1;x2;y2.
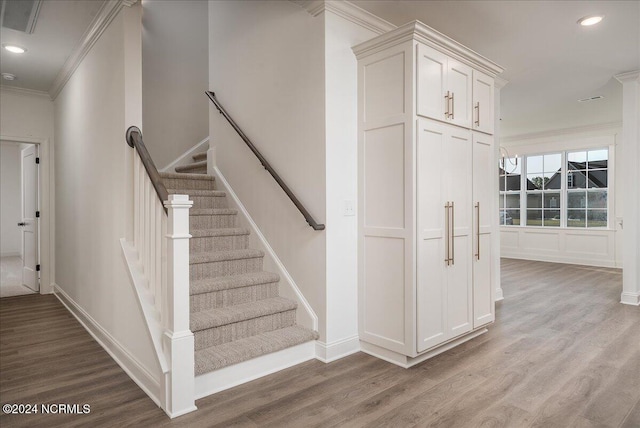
36;157;40;164
36;264;41;272
36;211;40;218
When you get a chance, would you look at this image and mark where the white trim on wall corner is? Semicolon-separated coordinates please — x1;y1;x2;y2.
212;165;319;332
52;283;162;407
294;0;396;35
160;137;210;172
315;335;360;363
0;85;51;99
49;0;138;100
620;292;640;306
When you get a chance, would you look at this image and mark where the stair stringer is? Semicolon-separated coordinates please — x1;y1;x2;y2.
210;164;319;333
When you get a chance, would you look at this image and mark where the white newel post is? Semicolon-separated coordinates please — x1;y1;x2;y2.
163;194;197;417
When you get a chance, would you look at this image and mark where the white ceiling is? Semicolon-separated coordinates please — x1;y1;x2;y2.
0;0;106;92
352;0;640;137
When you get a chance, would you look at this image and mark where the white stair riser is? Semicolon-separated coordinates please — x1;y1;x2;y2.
190;282;279;311
190;257;264;280
194;310;297;350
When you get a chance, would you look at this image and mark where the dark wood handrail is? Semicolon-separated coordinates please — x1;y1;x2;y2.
206;91;325;231
126;126;169;214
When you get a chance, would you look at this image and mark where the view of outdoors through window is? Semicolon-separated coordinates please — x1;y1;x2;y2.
499;148;608;228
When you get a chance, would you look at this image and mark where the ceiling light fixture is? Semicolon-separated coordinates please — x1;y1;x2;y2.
2;73;17;81
2;44;27;54
578;15;603;26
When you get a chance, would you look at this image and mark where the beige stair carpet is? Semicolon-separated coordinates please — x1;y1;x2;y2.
159;153;317;376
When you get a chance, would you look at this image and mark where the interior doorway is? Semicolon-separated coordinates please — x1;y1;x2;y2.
0;140;40;298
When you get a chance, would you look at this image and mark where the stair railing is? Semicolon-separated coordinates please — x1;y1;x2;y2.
125;126;196;417
205;91;325;231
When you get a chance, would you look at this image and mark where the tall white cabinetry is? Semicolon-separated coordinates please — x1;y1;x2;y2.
355;21;503;367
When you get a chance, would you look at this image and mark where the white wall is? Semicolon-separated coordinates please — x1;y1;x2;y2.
0;143;22;256
142;0;209;169
53;4;160;385
209;1;328;339
0;86;55;292
500;125;622;268
323;11;377;355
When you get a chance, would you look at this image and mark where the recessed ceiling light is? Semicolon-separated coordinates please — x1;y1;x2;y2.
578;15;603;26
2;44;27;54
1;73;17;81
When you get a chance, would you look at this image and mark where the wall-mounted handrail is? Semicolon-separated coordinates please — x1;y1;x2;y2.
126;126;169;213
205;91;325;231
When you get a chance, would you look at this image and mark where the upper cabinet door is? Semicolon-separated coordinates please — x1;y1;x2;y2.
472;70;495;134
447;59;473;129
417;43;448;122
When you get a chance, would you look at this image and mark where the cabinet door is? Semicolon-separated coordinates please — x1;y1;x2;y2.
417;44;448;122
446;126;473;339
447;59;473;129
472;70;495;134
417;120;448;352
472;132;494;328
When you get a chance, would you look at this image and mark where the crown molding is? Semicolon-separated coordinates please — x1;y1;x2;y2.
615;70;640;84
495;76;509;90
352;20;504;77
501;121;622;145
294;0;396;35
0;84;51;99
48;0;138;100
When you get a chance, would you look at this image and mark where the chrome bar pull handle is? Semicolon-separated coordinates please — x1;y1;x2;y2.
475;202;480;260
444;202;450;265
450;92;455;120
474;102;480;126
450;201;455;265
444;91;450;118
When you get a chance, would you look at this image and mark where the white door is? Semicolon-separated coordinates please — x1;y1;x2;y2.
472;133;494;328
447;59;473;129
417;43;448;122
472;70;495;134
21;145;38;292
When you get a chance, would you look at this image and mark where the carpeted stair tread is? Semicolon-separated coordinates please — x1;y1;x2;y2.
195;325;318;374
190;227;249;238
167;189;226;197
189;248;264;265
159;172;214;181
190;296;297;331
190;208;237;216
192;152;207;162
191;271;280;295
175;160;207;173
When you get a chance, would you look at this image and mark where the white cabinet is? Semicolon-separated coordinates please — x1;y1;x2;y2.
417;120;472;352
472;132;495;328
472;71;495;134
355;21;503;367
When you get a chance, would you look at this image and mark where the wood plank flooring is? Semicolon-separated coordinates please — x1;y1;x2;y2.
1;258;638;427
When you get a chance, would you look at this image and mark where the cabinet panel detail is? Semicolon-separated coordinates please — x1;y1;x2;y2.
364;52;405;122
363;236;406;345
364;124;405;229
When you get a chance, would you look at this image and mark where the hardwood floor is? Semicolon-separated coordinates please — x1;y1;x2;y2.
1;259;638;427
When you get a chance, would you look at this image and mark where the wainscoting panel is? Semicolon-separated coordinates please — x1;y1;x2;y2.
500;227;620;268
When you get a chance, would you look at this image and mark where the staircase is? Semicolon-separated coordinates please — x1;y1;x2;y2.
159;151;318;377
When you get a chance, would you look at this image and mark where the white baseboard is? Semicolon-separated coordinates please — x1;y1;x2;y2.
160;137;210;173
360;328;487;368
194;341;316;399
620;292;640;306
315;335;360;363
52;284;162;408
495;287;504;302
500;252;619;269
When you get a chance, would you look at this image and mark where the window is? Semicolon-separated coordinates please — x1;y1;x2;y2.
499;157;521;225
525;153;561;227
498;148;610;229
567;149;608;227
